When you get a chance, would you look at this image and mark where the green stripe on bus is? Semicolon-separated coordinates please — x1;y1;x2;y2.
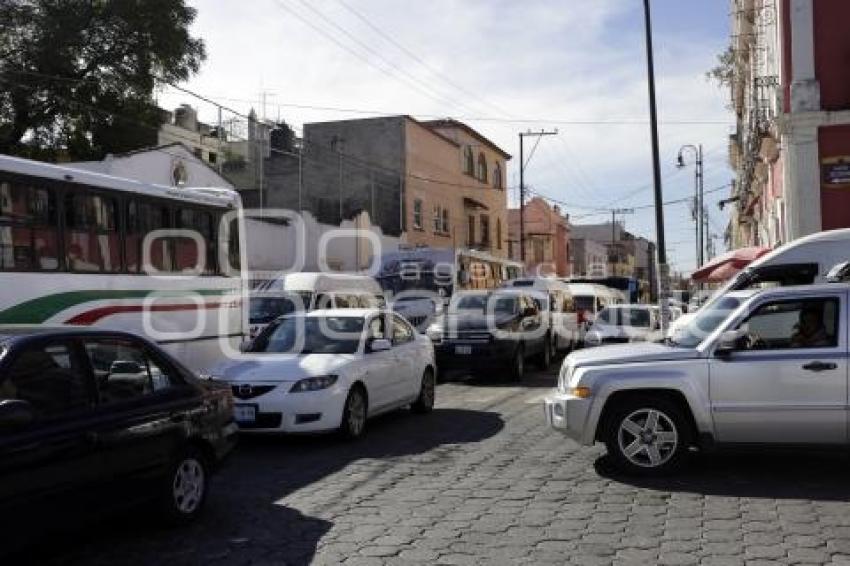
0;289;230;324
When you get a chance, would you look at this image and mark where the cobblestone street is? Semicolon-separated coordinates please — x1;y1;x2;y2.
38;368;850;566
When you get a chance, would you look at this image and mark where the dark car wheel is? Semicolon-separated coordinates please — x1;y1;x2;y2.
159;446;209;524
509;345;525;382
411;368;436;413
339;386;368;439
604;396;692;476
536;336;552;370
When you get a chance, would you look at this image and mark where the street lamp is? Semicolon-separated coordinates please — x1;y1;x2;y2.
676;143;704;270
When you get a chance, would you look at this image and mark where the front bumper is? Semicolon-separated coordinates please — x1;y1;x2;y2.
229;382;349;434
543;390;595;445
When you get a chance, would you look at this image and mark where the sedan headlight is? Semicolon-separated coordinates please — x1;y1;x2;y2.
425;323;443;342
289;375;338;393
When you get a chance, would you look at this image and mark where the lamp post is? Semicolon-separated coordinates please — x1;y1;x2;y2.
676;143;705;270
642;0;670;331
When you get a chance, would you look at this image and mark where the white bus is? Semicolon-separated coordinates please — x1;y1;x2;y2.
0;154;246;372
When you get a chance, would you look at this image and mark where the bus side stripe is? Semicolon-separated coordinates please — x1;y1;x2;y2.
65;302;230;325
0;289;229;324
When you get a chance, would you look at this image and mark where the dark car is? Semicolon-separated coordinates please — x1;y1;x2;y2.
429;290;551;380
0;327;237;546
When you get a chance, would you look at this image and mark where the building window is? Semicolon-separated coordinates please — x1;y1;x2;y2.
441;208;449;233
413;199;423;230
480;215;490;246
208;151;217;165
493;163;502;189
533;239;545;263
467;215;475;246
477;153;488;183
463;146;474;175
433;206;442;232
496;218;502;249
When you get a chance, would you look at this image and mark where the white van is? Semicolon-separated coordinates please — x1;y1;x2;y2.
502;277;579;352
250;273;385;337
561;282;624;328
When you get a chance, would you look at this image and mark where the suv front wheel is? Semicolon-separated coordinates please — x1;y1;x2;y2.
603;396;691;475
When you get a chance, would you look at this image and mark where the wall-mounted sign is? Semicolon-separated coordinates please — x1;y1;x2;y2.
821;156;850;187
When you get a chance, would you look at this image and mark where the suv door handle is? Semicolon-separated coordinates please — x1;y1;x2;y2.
802;361;838;372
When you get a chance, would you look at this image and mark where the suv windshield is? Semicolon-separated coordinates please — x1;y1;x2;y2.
450;294;487;311
249;316;364;354
671;295;748;348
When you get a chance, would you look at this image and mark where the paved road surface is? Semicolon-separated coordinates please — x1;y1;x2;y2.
32;367;850;565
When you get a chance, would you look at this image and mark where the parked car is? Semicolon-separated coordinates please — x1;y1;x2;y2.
390;292;443;332
544;282;850;475
210;309;436;438
0;327;237;543
502;277;579;353
426;289;550;380
249;272;386;338
583;304;662;347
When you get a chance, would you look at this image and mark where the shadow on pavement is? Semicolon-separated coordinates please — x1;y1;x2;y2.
595;449;850;502
31;407;504;565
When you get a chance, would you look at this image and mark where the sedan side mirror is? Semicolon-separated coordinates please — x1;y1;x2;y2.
715;330;741;357
0;399;34;430
368;338;392;353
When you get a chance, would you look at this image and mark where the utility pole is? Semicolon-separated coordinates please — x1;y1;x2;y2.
642;0;670;330
678;143;705;270
519;129;557;262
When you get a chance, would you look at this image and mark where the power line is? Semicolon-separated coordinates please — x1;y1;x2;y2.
332;0;513;119
272;0;484;118
6;69;732;127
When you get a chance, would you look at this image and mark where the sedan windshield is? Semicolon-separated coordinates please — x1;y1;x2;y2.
450;294;487;311
670;296;746;348
249;316;364;354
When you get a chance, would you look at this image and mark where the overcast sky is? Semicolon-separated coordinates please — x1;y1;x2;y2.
160;0;735;274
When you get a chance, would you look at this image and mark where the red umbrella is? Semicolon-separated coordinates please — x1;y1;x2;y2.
691;246;771;283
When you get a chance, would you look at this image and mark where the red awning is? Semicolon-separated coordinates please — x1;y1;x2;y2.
691;246;771;283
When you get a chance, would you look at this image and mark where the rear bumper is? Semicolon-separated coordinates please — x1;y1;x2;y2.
435;340;516;370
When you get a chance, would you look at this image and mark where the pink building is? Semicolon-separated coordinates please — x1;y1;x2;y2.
506;197;571;277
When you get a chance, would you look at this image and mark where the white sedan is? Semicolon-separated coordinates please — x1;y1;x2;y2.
209;308;436;438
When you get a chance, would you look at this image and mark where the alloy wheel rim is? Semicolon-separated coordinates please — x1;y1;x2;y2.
173;458;205;514
617;408;678;468
348;392;366;435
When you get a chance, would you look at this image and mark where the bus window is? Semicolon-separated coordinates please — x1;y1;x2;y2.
227;215;240;272
176;208;216;274
65;192;120;273
0;181;59;271
127;199;171;273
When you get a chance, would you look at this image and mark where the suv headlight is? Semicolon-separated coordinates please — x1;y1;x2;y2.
425;323;443;342
289;375;338;393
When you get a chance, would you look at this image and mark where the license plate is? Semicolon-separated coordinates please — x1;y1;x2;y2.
234;404;257;424
455;345;472;355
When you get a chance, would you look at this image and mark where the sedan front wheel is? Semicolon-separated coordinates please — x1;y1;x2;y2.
339;386;368;439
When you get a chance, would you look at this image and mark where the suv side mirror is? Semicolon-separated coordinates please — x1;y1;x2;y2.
715;330;741;357
0;399;34;430
368;338;392;353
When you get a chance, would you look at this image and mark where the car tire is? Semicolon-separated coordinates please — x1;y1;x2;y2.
159;446;209;524
536;335;552;370
411;368;436;414
339;386;368;440
509;344;525;382
603;396;691;476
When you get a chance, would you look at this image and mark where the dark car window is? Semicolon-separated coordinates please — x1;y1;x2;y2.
83;338;177;404
2;341;91;420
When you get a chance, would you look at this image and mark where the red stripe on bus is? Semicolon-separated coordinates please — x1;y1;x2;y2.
65;302;227;325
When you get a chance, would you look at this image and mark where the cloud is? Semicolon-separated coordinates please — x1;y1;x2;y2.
163;0;733;272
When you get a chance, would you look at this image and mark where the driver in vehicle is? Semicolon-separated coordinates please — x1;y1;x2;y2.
790;306;831;348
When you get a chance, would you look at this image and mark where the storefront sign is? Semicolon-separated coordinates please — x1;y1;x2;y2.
821;156;850;187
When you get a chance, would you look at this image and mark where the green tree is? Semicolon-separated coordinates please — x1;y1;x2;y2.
0;0;205;160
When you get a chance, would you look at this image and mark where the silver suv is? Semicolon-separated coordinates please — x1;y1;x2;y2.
544;283;849;475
